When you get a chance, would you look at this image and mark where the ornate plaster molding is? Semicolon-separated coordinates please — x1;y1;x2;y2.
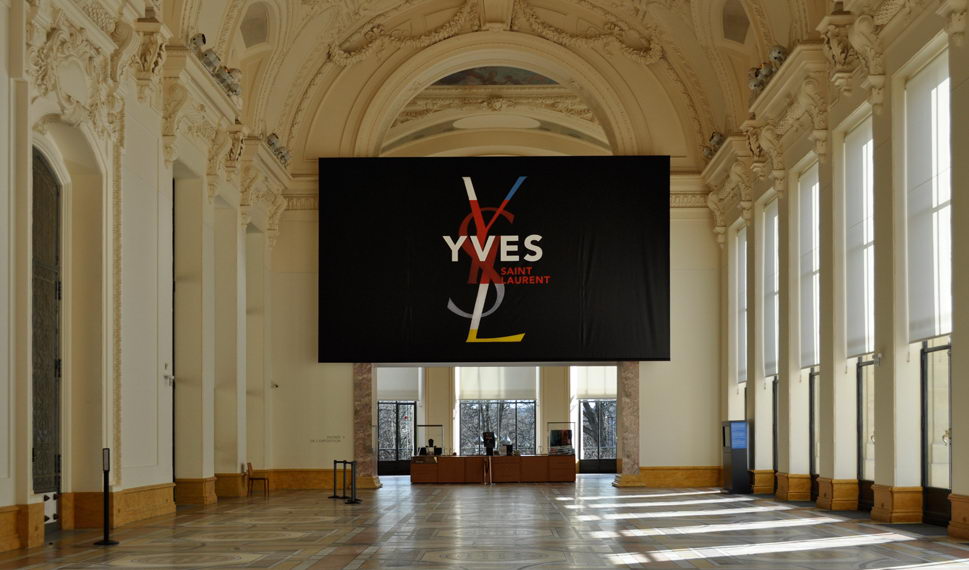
28;9;123;139
285;193;320;211
393;91;598;126
818;5;858;94
511;0;662;66
670;193;709;209
939;0;968;46
329;0;481;67
848;14;886;113
132;12;169;103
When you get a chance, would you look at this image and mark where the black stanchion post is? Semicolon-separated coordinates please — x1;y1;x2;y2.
341;461;348;499
329;460;339;499
94;448;118;546
345;461;361;504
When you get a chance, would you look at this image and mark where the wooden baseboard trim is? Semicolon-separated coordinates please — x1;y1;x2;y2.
871;484;922;523
64;482;176;530
175;477;218;505
262;469;381;491
215;473;247;497
0;503;43;553
613;466;721;488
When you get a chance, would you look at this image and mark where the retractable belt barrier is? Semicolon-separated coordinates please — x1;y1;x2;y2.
328;460;362;504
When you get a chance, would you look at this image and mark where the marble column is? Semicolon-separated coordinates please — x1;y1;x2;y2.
870;55;922;523
945;2;969;540
613;361;641;486
776;176;812;502
213;205;247;498
353;363;381;489
173;177;217;505
746;208;775;494
817;137;859;511
245;232;271;470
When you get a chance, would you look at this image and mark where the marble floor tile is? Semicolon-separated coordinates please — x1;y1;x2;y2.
0;475;967;568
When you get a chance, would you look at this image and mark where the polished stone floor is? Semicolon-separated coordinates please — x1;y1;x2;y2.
2;475;969;568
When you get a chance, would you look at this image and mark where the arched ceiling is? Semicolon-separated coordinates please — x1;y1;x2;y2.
162;0;826;174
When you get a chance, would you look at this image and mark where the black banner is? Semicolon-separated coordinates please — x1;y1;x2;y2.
318;156;669;363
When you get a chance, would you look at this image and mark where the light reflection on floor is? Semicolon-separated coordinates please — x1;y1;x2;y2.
0;474;967;568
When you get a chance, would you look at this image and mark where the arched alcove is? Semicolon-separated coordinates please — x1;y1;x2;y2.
32;122;106;499
346;32;639;157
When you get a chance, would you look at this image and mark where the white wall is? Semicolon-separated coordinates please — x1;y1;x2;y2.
120;89;174;490
271;210;354;467
640;210;721;467
0;0;14;507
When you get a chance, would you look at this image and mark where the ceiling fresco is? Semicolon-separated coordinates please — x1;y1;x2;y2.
434;66;558;86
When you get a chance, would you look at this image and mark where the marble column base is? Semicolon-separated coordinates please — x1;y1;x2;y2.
871;484;922;523
816;477;859;510
750;469;775;494
775;472;811;501
948;494;969;539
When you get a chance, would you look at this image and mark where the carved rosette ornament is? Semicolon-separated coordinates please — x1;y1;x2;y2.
818;4;858;94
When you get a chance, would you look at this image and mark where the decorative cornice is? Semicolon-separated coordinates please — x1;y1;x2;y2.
938;0;967;46
393;91;598;126
132;12;169;103
848;14;886;113
670;193;708;209
818;4;858;94
286;193;319;211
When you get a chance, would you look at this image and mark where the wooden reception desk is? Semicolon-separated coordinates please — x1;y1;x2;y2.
410;455;576;484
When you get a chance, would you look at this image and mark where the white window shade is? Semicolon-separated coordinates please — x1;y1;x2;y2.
845;117;875;357
737;226;748;382
458;367;537;400
907;51;952;342
376;367;420;400
799;163;820;368
763;200;780;376
572;366;617;398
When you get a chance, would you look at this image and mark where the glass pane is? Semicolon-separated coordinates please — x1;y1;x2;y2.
398;403;416;459
600;400;617;460
811;371;820;475
580;400;599;459
517;401;536;454
925;344;951;489
498;401;516;449
460;401;481;455
861;364;876;481
377;402;396;461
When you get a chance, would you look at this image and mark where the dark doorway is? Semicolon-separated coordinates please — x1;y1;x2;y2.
856;358;875;512
921;339;951;526
32;149;62;529
771;377;778;492
377;401;416;476
808;368;820;502
579;399;617;473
